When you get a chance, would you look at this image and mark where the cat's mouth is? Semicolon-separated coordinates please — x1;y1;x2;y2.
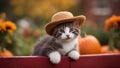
65;37;70;40
66;38;70;40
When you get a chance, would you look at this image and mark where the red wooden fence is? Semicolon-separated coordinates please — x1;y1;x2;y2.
0;54;120;68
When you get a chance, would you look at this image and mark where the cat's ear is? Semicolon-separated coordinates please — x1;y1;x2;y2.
73;21;80;28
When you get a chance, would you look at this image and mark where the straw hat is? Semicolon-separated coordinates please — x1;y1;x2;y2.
45;11;86;35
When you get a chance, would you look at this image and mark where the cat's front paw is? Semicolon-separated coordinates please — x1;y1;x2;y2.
48;51;61;64
68;51;80;60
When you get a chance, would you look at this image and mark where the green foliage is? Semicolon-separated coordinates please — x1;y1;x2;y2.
9;27;41;56
81;26;109;45
108;27;120;50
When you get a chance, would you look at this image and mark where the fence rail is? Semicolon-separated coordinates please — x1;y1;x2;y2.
0;54;120;68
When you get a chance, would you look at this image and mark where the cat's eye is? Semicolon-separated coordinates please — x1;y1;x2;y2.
70;28;78;33
72;31;76;33
70;28;73;32
60;29;65;33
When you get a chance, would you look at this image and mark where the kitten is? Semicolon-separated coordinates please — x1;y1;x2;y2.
32;21;80;64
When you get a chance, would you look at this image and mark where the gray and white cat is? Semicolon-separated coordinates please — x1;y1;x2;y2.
32;21;80;64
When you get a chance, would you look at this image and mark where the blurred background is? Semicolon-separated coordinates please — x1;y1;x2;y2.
0;0;120;56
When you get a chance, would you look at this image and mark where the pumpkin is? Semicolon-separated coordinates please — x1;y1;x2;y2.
101;45;120;54
0;49;13;56
79;35;101;54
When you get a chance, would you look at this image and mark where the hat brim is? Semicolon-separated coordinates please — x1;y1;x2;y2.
45;15;86;35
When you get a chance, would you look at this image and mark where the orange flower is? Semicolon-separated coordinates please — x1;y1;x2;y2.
4;21;16;34
105;15;120;31
116;16;120;28
0;21;6;32
110;15;119;27
105;19;112;30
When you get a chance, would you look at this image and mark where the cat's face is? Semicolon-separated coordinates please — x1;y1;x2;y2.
52;21;80;41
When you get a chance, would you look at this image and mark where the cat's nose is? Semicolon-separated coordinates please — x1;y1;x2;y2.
66;35;70;38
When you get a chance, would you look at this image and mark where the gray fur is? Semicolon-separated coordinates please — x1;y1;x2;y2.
32;21;80;56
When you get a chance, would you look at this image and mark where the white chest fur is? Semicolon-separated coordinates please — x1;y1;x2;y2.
58;38;79;55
